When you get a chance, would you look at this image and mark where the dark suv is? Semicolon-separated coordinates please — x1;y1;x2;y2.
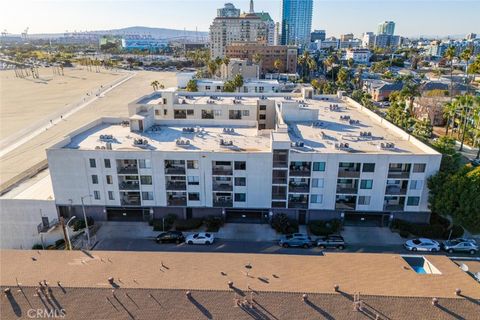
156;231;185;244
316;235;346;250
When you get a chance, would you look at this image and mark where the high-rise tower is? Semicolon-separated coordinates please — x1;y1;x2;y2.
281;0;313;46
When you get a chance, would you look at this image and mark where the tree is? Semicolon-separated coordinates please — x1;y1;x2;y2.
443;46;456;100
456;94;474;151
412;118;433;140
297;51;316;81
150;80;160;91
232;74;244;92
399;75;420;116
459;48;472;91
222;56;230;67
336;68;349;90
432;136;462;173
443;101;457;135
207;60;218;78
323;55;336;81
252;53;263;65
186;79;198;92
273;58;283;74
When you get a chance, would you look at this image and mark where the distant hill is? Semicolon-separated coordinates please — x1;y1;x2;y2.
28;26;208;41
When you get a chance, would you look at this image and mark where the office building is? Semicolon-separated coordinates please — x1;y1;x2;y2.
226;42;298;74
340;33;354;42
377;21;395;36
47;88;441;225
466;33;476;40
311;30;326;42
281;0;313;45
362;32;375;48
217;3;240;17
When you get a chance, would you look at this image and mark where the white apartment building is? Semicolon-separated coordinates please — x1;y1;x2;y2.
209;14;267;58
345;48;372;64
195;79;282;93
47;88;441;225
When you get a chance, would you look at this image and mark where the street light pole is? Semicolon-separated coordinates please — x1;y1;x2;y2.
81;195;92;247
65;216;76;250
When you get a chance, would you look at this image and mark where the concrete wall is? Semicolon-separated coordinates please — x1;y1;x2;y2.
0;199;61;249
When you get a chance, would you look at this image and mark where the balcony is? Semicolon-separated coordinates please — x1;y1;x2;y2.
289;183;310;193
288;201;308;209
37;218;59;233
165;167;186;175
119;181;140;190
213;199;233;207
168;198;187;206
337;170;360;178
384;204;405;211
384;196;405;211
117;167;138;174
387;171;410;179
212;168;233;176
289;168;311;177
273;161;288;168
336;187;358;194
385;185;407;195
166;182;187;191
212;183;233;191
335;195;357;211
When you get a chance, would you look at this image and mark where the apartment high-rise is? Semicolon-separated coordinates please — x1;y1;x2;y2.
281;0;313;45
217;3;240;17
377;21;395;36
311;30;326;42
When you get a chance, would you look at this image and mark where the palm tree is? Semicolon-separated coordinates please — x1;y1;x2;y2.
273;58;283;74
443;101;457;136
400;78;421;116
457;94;474;151
443;46;456;99
323;55;336;82
297;51;316;81
207;60;218;78
223;57;230;67
150;80;160;91
459;48;472;92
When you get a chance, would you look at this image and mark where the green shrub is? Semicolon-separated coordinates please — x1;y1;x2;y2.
399;230;410;238
55;239;65;247
204;215;224;232
271;213;299;234
308;219;342;236
391;218;455;239
175;218;203;231
153;214;178;231
32;244;43;250
447;225;464;239
72;217;95;231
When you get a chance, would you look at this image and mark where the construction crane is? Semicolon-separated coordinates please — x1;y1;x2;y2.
21;27;29;39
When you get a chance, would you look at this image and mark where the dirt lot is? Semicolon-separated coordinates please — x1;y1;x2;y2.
0;69;178;189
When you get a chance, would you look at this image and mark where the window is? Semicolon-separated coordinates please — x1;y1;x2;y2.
155;109;161;116
360;179;373;189
163;109;167;116
312;178;324;188
106;175;113;185
108;191;114;200
214;110;222;117
310;194;323;204
187;109;194;116
313;162;326;171
234;193;246;202
235;177;246;186
413;163;426;173
187;160;199;169
259;114;266;120
89;158;96;168
409;180;423;190
407;196;420;206
362;163;375;172
188;192;200;201
140;176;152;185
201;110;214;119
259;105;266;111
358;196;371;205
242;110;250;117
234;161;246;170
174;109;187;119
91;175;98;184
104;159;111;168
188;176;200;185
139;159;151;169
142;192;154;201
93;191;100;200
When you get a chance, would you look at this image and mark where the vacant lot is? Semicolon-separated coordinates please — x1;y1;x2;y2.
0;69;178;189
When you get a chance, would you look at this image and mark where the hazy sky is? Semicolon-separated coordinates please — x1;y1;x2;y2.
1;0;478;37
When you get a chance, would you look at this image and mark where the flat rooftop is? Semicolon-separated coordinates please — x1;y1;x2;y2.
66;123;271;153
0;169;54;200
1;250;479;299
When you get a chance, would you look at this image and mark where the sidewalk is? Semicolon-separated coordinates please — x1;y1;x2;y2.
216;223;279;241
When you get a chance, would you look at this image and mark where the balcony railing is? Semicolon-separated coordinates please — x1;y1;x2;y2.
288;202;308;209
165;167;186;175
289;169;311;177
37;219;59;233
335;202;356;211
212;183;233;191
272;193;287;200
336;187;358;194
117;167;138;174
272;177;287;184
387;171;410;179
385;186;407;195
337;170;360;178
119;182;140;190
168;198;187;206
289;184;310;193
384;204;405;211
213;200;233;207
272;161;288;168
166;182;187;191
212;168;233;176
121;199;141;206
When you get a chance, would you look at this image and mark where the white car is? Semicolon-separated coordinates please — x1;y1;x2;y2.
185;232;214;245
404;238;441;252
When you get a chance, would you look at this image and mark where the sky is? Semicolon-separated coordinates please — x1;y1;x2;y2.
1;0;479;38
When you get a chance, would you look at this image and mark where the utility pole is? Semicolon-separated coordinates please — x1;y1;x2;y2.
81;195;92;247
60;216;69;250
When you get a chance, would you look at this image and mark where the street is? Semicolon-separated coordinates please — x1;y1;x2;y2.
94;237;480;258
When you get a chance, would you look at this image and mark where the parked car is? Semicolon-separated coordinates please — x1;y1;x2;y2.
155;231;185;244
454;238;477;245
404;238;441;252
442;239;478;254
185;232;214;245
316;235;346;250
278;233;313;248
